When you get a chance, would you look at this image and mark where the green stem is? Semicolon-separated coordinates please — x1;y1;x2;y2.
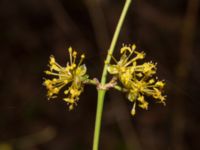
92;0;132;150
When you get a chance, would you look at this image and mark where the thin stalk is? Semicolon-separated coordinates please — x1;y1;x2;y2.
92;0;132;150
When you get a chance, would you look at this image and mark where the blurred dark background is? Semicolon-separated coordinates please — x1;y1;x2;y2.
0;0;200;150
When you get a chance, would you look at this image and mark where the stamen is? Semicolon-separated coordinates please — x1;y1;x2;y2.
45;71;67;77
49;55;56;64
78;54;85;66
123;48;134;65
68;47;73;65
132;44;136;51
111;55;118;63
124;57;138;67
72;51;77;64
131;102;136;116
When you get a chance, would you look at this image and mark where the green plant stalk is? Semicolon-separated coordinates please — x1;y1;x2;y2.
92;0;132;150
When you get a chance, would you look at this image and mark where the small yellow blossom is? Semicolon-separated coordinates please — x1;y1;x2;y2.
107;44;166;116
43;47;88;110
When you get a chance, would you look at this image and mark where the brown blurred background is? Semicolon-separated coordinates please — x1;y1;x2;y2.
0;0;200;150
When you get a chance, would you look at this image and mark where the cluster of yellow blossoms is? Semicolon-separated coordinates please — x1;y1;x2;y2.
43;47;88;110
43;44;166;116
107;44;166;116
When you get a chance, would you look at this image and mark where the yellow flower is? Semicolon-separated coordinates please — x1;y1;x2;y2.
108;44;145;74
134;62;157;76
107;44;166;116
138;96;148;110
43;47;88;110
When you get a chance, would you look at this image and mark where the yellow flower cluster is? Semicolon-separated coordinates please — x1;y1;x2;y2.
107;44;166;116
43;47;88;110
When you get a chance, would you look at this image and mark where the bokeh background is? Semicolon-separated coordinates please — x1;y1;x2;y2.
0;0;200;150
